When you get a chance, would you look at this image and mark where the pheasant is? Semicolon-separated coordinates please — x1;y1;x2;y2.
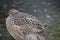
6;9;50;40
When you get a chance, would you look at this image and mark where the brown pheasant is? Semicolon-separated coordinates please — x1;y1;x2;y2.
6;9;50;40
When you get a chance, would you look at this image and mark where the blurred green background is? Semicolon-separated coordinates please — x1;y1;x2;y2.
0;0;60;40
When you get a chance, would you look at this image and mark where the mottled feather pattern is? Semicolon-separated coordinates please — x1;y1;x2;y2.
6;9;50;40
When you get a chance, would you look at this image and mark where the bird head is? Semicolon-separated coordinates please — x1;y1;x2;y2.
8;9;19;16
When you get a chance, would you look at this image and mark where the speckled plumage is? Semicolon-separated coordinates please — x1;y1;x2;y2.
6;9;50;40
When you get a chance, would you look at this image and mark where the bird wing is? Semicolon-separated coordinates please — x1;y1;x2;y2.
13;13;44;33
